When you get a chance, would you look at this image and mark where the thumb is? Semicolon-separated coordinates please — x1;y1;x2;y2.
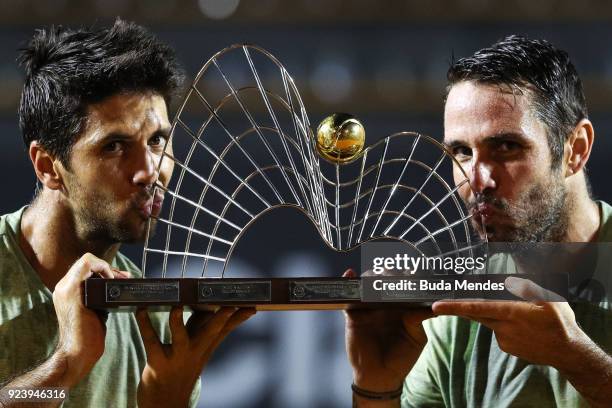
504;276;566;303
402;306;435;327
402;307;432;344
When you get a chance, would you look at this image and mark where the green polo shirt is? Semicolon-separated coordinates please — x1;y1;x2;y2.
403;201;612;407
0;207;200;407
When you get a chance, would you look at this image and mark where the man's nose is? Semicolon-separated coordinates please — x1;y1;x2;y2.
468;157;497;194
132;148;159;188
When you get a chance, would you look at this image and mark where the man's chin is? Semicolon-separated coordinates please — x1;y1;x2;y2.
128;218;159;243
113;217;157;244
485;230;504;242
472;220;515;242
484;226;535;243
471;218;494;241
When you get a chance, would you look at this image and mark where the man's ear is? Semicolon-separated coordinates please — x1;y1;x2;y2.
29;141;65;190
564;118;594;177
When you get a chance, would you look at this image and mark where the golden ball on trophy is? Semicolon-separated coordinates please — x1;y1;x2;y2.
316;113;365;164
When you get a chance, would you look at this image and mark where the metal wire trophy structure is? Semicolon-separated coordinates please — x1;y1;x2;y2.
84;44;487;310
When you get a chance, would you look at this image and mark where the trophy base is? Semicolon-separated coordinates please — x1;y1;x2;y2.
83;277;431;311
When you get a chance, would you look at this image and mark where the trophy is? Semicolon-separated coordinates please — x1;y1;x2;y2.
84;45;486;310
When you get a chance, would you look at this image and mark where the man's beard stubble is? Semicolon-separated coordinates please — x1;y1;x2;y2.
470;173;572;243
67;178;157;244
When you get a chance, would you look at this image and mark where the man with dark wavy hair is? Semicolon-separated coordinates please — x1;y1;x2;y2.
346;35;611;407
0;20;254;407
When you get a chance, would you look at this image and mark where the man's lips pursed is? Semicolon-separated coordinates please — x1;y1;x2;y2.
137;193;164;218
469;202;498;227
476;203;495;218
152;193;164;216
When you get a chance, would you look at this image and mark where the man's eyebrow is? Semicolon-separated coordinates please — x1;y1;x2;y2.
443;139;467;150
444;132;528;149
484;132;529;144
152;128;171;138
92;126;171;144
92;132;132;145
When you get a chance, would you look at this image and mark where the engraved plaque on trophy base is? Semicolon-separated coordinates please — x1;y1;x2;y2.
83;278;428;311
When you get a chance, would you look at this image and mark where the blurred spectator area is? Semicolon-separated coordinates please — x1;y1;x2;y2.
1;0;611;207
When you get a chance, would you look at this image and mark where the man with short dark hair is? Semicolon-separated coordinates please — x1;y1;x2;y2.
345;35;611;407
0;20;254;407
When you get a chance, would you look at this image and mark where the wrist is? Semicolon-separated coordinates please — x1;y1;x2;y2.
352;383;402;408
50;348;88;388
138;370;195;408
352;382;403;398
138;389;191;408
554;330;612;400
353;374;404;394
553;328;594;376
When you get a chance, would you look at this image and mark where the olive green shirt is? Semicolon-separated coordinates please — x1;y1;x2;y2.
403;201;612;407
0;207;201;407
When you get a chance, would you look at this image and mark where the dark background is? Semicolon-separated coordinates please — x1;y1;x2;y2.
1;1;611;407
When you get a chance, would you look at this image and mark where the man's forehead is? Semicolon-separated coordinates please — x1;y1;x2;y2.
82;92;170;139
443;81;535;143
